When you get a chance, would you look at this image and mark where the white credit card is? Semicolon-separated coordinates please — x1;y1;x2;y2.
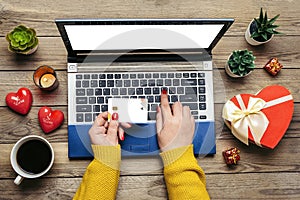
108;98;148;123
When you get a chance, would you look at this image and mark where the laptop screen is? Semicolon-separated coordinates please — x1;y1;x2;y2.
56;19;234;56
65;24;224;51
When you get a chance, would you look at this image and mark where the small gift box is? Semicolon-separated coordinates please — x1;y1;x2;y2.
222;85;294;149
264;58;283;76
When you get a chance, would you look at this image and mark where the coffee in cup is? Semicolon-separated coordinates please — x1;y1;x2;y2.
10;135;54;185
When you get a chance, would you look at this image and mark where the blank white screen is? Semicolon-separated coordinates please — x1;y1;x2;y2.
65;24;224;51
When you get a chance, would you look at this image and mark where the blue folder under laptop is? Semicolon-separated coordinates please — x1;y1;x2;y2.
55;18;234;158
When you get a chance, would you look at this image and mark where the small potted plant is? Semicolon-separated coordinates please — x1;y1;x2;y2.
6;25;39;55
245;8;281;46
225;49;256;78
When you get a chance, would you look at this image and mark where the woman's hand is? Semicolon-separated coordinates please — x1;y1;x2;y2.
156;91;195;152
89;112;131;146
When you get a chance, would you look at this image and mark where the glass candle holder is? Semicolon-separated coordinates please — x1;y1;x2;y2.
33;65;59;91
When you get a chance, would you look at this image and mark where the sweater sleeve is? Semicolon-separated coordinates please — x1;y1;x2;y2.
73;145;121;200
160;145;210;200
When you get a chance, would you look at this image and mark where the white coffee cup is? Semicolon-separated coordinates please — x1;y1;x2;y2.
10;135;54;185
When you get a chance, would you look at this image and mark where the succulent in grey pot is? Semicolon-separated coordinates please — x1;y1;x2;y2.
6;25;39;55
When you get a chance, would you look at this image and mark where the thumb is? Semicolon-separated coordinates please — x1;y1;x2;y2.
107;120;119;144
156;106;163;134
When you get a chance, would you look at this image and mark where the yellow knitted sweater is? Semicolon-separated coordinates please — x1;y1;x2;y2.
73;145;210;200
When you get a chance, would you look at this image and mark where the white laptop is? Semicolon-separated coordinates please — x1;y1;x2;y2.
55;19;234;158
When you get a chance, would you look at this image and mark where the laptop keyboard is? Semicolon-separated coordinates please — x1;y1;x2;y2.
74;71;208;123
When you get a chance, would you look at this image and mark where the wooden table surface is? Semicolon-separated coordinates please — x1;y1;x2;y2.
0;0;299;199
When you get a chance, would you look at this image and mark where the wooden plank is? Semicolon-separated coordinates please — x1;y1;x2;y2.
0;36;299;71
0;172;299;199
1;137;300;179
0;0;299;36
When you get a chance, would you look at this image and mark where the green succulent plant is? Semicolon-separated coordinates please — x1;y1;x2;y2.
6;25;39;54
227;49;256;76
251;8;281;42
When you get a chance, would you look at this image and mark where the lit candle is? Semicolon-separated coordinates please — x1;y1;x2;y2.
40;74;56;88
33;65;59;91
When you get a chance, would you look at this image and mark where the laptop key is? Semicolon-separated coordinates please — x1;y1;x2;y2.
76;105;92;112
171;95;178;102
107;74;113;79
120;88;127;95
101;105;108;112
181;79;197;86
99;74;106;79
85;113;93;122
93;105;100;112
165;79;172;86
76;114;84;122
76;74;83;79
148;112;156;120
95;89;102;95
76;89;85;96
153;73;159;78
112;88;119;95
182;103;198;110
97;97;104;104
99;80;106;87
136;88;143;95
92;74;98;79
147;96;154;103
76;81;81;88
175;73;182;78
103;89;110;95
82;80;89;87
199;95;206;102
115;74;121;79
124;80;131;87
198;79;205;85
153;88;160;94
199;87;206;93
191;73;197;78
87;89;94;96
116;80;122;87
144;88;151;95
84;74;90;79
91;80;98;87
76;97;87;104
198;73;205;77
199;103;206;110
107;80;114;87
138;73;144;78
89;97;96;104
183;73;189;78
200;115;207;119
185;87;197;94
179;95;197;102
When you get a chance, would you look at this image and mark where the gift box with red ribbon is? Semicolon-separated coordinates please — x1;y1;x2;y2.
222;85;294;149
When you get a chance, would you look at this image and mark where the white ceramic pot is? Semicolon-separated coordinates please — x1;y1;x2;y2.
245;19;273;46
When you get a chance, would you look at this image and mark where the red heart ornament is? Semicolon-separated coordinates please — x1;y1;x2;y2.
223;85;294;149
38;106;64;133
6;87;33;115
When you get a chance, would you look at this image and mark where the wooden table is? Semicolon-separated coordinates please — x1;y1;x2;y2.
0;0;299;199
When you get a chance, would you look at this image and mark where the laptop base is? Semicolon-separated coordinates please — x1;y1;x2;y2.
68;121;216;159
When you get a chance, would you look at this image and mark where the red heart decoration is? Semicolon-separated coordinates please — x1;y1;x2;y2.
224;85;294;149
38;106;64;133
6;87;33;115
